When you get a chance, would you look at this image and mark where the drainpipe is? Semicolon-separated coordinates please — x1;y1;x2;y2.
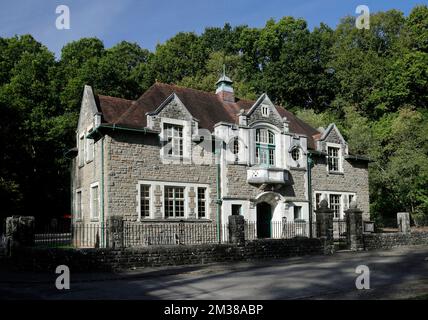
100;136;105;247
307;152;314;238
215;139;222;243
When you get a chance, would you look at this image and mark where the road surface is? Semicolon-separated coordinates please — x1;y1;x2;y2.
0;246;427;300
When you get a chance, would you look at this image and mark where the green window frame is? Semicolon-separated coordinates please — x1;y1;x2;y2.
256;128;275;167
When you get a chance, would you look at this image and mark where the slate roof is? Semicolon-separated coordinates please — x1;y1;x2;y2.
94;82;320;149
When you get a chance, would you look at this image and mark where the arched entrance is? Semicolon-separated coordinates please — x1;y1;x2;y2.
256;202;272;238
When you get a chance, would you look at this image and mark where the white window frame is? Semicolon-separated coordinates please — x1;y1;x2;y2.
329;194;341;219
326;142;343;173
261;104;270;117
75;189;83;221
196;187;208;219
136;180;210;220
164;185;186;218
164;124;184;158
314;191;356;219
160;118;190;163
138;184;151;220
137;182;153;221
90;182;100;221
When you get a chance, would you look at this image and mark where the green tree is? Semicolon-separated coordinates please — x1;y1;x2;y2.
150;32;208;84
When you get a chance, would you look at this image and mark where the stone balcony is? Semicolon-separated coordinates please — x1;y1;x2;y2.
246;167;289;184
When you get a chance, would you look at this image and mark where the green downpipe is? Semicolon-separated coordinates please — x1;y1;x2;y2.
307;153;314;238
215;141;222;243
101;136;105;247
216;161;221;243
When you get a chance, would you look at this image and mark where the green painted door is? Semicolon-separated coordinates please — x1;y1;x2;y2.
257;202;272;238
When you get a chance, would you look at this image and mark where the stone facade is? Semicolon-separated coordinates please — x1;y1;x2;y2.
106;132;218;221
70;81;370;247
311;157;370;219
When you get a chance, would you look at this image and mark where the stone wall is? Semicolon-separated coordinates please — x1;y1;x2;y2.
106;132;218;221
363;231;428;250
311;156;370;219
4;238;323;272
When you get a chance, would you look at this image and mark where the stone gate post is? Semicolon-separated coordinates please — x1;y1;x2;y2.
344;201;364;251
5;216;35;248
107;216;124;249
397;212;411;234
228;215;245;245
314;200;334;254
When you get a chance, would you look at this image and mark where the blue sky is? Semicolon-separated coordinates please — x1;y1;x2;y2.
0;0;425;58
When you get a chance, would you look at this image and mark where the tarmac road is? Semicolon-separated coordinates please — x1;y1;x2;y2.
0;246;427;300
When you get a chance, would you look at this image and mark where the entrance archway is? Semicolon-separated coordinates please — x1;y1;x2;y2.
256;202;272;238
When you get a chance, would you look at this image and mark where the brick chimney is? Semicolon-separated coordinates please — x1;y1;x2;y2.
215;68;234;103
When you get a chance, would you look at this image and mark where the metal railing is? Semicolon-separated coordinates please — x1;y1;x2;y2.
123;221;228;247
71;223;104;248
332;219;347;240
244;220;317;239
34;222;105;248
33;219;324;248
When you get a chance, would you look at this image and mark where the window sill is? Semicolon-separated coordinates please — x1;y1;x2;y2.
290;166;306;171
328;171;344;175
226;161;247;166
90;218;100;222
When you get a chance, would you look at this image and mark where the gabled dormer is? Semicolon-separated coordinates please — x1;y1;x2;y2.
245;94;284;129
316;123;349;174
146;93;199;164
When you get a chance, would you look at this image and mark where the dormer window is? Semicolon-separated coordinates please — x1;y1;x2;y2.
261;105;270;117
256;128;275;166
164;123;183;159
327;145;341;172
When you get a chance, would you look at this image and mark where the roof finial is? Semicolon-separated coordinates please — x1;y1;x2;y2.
223;64;226;77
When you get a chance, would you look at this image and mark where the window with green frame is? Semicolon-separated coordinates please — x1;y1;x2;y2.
255;128;275;166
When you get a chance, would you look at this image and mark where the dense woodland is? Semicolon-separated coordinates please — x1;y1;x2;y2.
0;6;427;226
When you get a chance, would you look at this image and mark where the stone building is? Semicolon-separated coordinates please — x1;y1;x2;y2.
70;74;370;245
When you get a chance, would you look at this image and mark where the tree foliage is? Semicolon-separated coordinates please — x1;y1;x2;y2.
0;5;427;225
